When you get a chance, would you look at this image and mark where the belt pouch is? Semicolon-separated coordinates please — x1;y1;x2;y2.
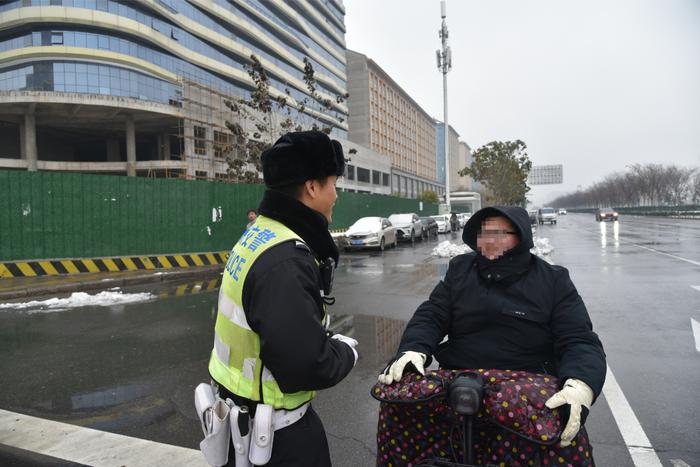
199;399;231;466
194;383;217;436
248;403;274;465
230;404;252;467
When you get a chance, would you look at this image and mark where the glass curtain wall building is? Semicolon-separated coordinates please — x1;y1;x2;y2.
0;0;348;178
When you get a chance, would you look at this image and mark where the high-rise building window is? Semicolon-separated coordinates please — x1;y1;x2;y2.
346;164;355;180
194;126;206;155
213;130;231;159
357;167;370;183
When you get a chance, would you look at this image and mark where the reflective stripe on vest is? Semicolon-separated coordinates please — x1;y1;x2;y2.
208;215;318;410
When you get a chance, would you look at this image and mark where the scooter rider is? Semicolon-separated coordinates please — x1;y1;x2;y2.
379;206;606;455
450;212;459;232
206;131;358;466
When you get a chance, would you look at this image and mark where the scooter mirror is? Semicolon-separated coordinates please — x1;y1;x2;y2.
448;372;484;416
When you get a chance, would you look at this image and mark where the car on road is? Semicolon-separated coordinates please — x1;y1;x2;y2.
388;213;423;242
558;208;567;215
431;214;452;233
419;216;439;238
457;213;471;228
537;207;558;225
344;217;397;251
596;207;619;222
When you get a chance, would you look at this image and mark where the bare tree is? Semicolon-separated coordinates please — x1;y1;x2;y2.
549;163;698;208
692;171;700;204
222;55;349;183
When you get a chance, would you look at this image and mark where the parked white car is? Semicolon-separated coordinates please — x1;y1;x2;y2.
388;213;423;242
431;214;452;233
344;217;397;251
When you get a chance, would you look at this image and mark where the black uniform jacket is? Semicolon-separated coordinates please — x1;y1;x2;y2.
214;190;355;398
397;206;606;398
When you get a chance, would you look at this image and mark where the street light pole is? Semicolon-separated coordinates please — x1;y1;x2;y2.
436;0;452;210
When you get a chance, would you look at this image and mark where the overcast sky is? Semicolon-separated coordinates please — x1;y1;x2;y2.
344;0;700;205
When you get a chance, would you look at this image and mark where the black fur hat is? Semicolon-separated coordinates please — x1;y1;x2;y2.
261;131;345;188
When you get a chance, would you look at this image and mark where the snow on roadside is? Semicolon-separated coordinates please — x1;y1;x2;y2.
431;241;472;258
0;290;156;313
531;237;554;256
431;238;554;258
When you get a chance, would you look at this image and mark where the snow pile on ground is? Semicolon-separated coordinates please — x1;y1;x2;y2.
0;290;156;313
432;241;472;258
531;237;554;256
431;238;554;258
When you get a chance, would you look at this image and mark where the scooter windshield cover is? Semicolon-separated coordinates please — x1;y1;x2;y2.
373;369;596;466
372;369;562;443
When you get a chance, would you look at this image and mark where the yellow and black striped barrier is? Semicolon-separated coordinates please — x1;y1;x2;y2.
0;251;230;279
158;277;222;299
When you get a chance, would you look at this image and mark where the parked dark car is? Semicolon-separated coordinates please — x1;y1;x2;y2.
596;207;619;222
419;216;439;238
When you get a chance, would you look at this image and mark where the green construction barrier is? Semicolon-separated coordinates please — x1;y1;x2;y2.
0;171;438;261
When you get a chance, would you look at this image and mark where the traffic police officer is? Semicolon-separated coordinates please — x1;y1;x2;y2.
208;131;358;466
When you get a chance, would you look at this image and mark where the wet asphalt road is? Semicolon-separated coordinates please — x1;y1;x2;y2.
0;213;698;466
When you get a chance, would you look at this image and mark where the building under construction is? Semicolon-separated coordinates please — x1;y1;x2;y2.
0;0;349;180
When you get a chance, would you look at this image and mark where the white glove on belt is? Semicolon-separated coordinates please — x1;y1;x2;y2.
545;378;594;446
377;351;426;385
331;333;358;365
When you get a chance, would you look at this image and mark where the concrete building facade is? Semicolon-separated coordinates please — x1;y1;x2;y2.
456;141;474;192
0;0;349;179
337;140;391;195
346;49;443;198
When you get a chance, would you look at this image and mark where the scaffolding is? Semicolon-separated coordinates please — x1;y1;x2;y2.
164;77;242;182
166;72;343;183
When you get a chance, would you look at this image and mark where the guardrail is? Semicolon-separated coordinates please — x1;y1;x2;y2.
567;205;699;219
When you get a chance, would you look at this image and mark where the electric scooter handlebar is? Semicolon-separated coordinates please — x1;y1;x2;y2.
417;371;497;467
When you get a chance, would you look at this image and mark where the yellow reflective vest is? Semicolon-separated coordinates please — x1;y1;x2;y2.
208;215;317;409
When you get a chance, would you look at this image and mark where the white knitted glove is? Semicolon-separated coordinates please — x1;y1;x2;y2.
545;378;594;446
377;351;426;385
331;333;358;365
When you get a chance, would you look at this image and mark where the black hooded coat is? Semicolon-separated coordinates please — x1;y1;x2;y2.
397;206;606;397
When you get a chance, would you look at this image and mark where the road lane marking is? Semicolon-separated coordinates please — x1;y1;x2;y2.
603;366;663;467
692;318;700;352
629;244;700;267
0;409;207;466
691;285;700;292
578;223;699;266
670;459;692;467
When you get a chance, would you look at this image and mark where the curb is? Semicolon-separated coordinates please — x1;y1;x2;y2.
0;265;223;302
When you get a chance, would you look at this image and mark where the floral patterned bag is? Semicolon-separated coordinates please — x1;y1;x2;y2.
371;369;595;466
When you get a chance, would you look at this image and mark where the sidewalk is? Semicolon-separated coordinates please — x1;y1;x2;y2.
0;409;206;467
0;265;223;302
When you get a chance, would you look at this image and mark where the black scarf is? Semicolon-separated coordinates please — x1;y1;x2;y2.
257;189;339;265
